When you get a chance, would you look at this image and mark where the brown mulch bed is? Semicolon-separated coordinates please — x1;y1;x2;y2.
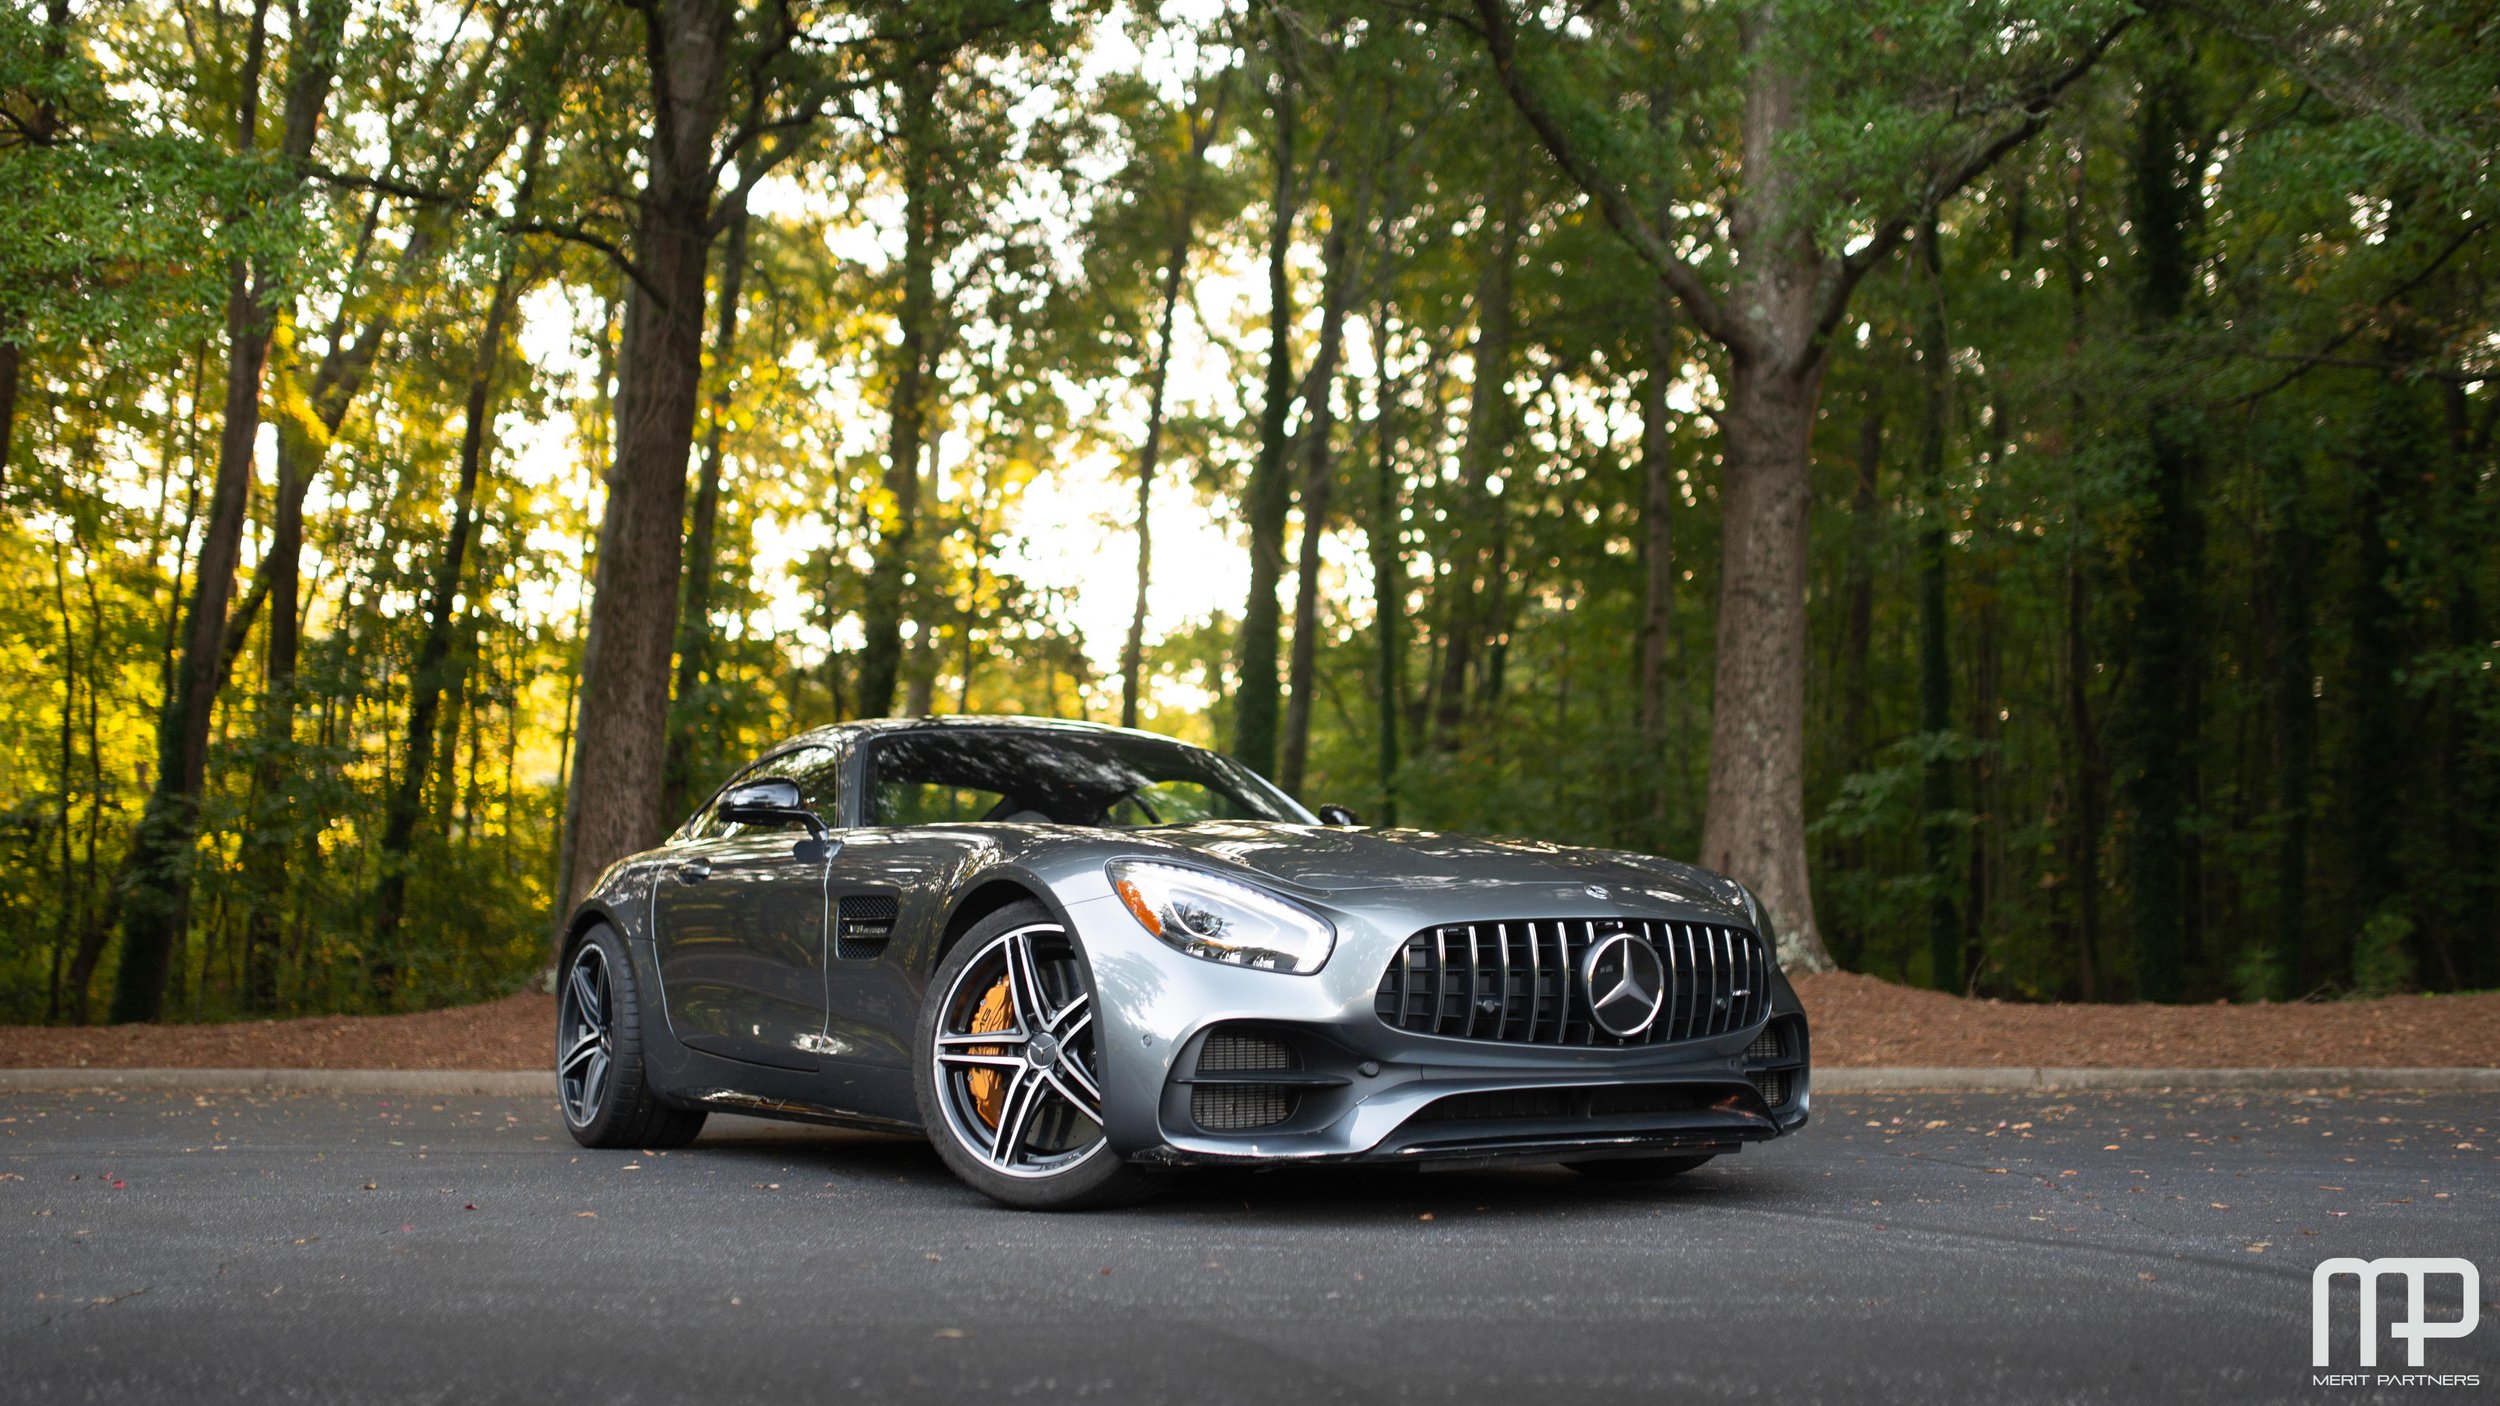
1789;971;2499;1068
0;975;2491;1070
0;993;557;1070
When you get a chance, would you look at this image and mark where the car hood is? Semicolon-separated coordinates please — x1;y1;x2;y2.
1108;822;1748;921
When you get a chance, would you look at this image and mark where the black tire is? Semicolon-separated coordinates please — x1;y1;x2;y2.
558;923;707;1150
912;900;1165;1210
1564;1153;1717;1181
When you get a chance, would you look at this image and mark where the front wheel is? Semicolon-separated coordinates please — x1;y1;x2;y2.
912;901;1164;1210
558;924;707;1149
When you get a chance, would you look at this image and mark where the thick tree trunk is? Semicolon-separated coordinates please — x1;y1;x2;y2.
1232;61;1297;779
555;0;734;919
108;0;344;1022
857;64;939;720
661;205;749;823
1697;357;1830;972
2114;37;2202;1002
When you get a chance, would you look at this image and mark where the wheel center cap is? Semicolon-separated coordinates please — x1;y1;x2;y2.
1026;1033;1061;1070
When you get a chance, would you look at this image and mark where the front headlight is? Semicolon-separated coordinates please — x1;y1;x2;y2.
1735;881;1770;939
1106;861;1335;974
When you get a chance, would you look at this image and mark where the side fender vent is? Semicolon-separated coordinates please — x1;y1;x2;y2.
836;893;899;961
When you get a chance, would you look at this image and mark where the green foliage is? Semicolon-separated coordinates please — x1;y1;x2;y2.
1;0;2496;1024
2350;910;2418;999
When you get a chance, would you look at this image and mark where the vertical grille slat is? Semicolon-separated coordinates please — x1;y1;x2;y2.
1494;923;1515;1040
1374;917;1770;1049
1524;921;1544;1043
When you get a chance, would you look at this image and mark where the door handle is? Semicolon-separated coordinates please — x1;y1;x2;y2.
673;860;712;883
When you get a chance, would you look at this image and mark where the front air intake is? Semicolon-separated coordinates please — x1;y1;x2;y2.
1190;1083;1298;1131
1186;1029;1302;1131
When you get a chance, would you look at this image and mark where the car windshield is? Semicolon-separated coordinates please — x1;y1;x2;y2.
864;728;1311;828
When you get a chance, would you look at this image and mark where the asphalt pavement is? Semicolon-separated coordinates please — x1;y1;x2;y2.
4;1087;2494;1404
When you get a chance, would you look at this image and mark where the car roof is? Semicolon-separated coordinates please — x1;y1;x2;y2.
774;714;1210;755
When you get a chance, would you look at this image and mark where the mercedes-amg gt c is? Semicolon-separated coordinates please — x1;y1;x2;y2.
555;716;1811;1208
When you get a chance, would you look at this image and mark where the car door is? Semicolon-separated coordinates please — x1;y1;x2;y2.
652;744;840;1070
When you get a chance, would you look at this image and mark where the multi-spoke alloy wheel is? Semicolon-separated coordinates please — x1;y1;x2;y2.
557;923;707;1150
932;923;1106;1177
913;901;1164;1209
558;942;615;1127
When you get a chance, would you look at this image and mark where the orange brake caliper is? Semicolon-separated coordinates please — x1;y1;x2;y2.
965;977;1016;1127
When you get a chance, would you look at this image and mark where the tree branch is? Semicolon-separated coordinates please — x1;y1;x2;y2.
1809;11;2138;357
1470;0;1737;347
302;165;664;301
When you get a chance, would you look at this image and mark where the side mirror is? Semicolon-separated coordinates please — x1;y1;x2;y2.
719;778;829;841
1316;804;1360;827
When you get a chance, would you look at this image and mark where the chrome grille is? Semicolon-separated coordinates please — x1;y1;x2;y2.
1373;918;1770;1047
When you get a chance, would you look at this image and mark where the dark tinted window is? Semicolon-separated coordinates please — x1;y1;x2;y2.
680;743;841;840
864;729;1306;828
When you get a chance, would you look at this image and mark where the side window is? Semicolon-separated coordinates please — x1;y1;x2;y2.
703;744;841;839
874;781;1007;826
1105;779;1233;827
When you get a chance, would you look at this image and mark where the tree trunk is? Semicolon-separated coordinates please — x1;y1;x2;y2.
1912;220;1960;992
661;204;750;824
1429;176;1522;749
0;338;19;487
2268;460;2315;994
1;0;73;489
1367;302;1404;826
1839;398;1880;766
1232;55;1298;780
1120;96;1223;731
372;243;526;987
1697;355;1830;971
554;0;735;919
2113;35;2202;1002
1637;301;1679;835
1280;161;1377;797
856;63;939;720
108;0;345;1023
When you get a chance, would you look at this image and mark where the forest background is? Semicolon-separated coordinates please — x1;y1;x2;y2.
1;0;2494;1025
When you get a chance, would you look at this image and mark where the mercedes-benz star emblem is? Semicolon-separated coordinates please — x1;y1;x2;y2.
1580;931;1667;1038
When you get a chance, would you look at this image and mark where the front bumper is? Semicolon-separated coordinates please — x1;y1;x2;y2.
1057;884;1812;1167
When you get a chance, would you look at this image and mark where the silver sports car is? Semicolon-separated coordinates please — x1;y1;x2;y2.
556;716;1812;1208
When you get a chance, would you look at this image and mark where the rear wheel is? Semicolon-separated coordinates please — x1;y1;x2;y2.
913;901;1164;1210
558;924;707;1150
1564;1153;1716;1181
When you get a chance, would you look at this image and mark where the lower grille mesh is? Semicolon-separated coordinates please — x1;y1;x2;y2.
1191;1084;1297;1131
1196;1033;1296;1073
1748;1069;1789;1108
